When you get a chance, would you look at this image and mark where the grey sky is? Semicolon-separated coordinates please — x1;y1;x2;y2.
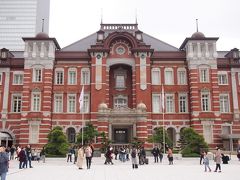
49;0;240;51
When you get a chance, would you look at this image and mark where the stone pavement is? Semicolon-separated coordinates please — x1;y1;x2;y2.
7;155;240;180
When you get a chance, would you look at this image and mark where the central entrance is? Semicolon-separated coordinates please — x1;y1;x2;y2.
114;128;128;143
112;125;133;144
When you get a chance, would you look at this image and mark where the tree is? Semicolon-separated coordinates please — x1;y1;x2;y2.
99;132;112;153
148;127;173;148
179;128;208;157
45;126;69;156
131;137;144;148
76;123;98;145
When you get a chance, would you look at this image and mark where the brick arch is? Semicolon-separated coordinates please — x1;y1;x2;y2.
104;32;138;49
0;128;16;142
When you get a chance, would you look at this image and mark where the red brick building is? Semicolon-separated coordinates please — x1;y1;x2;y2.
0;23;240;151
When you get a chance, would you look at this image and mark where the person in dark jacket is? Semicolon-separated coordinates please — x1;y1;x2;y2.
0;146;9;180
26;144;33;168
151;145;160;163
18;147;27;169
139;147;146;165
104;146;114;165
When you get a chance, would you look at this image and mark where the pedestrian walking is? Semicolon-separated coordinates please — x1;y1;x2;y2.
25;145;33;168
203;152;211;172
40;147;46;163
0;146;9;180
104;146;114;165
200;151;204;165
167;148;173;165
9;145;15;160
131;146;138;169
214;147;222;172
85;144;93;169
151;145;160;163
76;145;84;169
18;147;27;169
159;148;163;163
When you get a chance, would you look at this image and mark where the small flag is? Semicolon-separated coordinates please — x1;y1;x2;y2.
79;85;84;111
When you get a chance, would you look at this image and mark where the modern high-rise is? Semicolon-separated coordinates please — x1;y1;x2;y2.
0;0;50;51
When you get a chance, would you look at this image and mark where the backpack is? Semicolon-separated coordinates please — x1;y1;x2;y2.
131;150;136;158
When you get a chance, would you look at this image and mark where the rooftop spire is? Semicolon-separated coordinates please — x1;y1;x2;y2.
41;19;45;32
196;18;199;32
101;8;103;24
135;8;138;24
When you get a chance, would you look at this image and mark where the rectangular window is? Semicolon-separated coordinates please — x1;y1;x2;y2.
32;93;41;111
115;75;125;88
222;126;231;135
200;69;209;82
201;91;210;111
81;94;90;113
29;124;39;144
68;70;76;85
13;74;23;85
179;94;187;113
166;94;174;113
55;71;64;85
152;94;161;113
203;125;213;144
218;74;228;85
0;73;2;85
178;71;186;85
68;94;76;113
220;94;230;113
152;69;160;85
54;94;63;113
33;69;42;82
165;70;174;85
12;94;22;112
81;70;90;85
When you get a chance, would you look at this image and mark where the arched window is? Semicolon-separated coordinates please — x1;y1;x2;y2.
67;127;76;143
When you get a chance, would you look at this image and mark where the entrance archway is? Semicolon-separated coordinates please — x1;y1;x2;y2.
0;132;13;147
167;127;176;146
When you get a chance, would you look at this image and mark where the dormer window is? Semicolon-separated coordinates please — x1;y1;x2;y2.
97;30;104;41
0;48;8;59
135;30;143;41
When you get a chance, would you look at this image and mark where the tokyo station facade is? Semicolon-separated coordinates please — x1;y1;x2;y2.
0;23;240;151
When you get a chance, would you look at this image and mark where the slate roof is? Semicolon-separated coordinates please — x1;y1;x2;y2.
61;30;180;52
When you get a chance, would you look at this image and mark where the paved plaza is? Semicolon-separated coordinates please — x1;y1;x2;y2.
7;156;239;180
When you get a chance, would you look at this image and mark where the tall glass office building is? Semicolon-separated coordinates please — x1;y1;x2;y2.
0;0;50;51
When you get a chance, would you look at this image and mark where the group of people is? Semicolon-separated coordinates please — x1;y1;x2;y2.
68;144;94;170
200;147;232;173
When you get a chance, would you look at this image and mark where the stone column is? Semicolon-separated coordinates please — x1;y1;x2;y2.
231;70;240;120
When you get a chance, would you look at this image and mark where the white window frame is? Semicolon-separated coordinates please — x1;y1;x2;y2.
113;95;128;108
152;94;161;113
33;68;42;82
67;94;76;113
178;93;188;113
201;90;210;112
13;71;24;85
29;122;40;144
115;75;125;88
199;67;209;83
164;68;174;85
11;93;22;113
31;90;41;112
151;68;161;85
68;68;77;85
219;94;230;113
177;68;187;85
55;68;64;85
81;68;90;85
166;93;175;113
221;124;232;135
218;72;228;85
54;94;63;113
81;94;90;113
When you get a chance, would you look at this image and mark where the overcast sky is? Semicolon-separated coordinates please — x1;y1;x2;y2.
49;0;240;51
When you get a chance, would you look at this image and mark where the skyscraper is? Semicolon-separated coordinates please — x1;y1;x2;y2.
0;0;50;51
